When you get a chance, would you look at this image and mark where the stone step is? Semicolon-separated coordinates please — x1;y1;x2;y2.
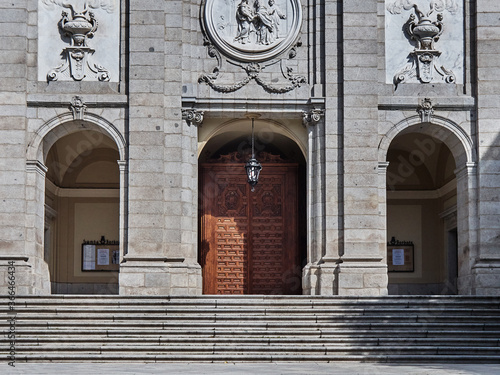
9;353;500;363
3;337;499;346
2;296;498;363
9;295;500;307
4;307;500;316
5;315;500;325
10;345;500;355
5;320;500;330
7;330;500;340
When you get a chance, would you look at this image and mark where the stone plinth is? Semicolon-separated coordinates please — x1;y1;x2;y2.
119;259;201;295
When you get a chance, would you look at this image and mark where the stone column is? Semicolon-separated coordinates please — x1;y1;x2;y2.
120;0;170;295
117;160;128;261
337;0;387;296
454;164;478;295
161;0;201;295
0;3;50;294
472;1;500;295
25;161;51;294
120;1;201;295
302;117;327;294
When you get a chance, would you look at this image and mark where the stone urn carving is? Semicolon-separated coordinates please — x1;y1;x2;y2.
60;8;97;47
391;2;456;86
409;13;442;50
47;4;109;82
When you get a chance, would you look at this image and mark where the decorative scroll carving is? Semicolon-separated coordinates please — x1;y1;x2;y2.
70;96;87;120
302;108;324;127
46;2;110;82
388;0;457;86
182;109;204;126
417;97;434;123
198;47;305;94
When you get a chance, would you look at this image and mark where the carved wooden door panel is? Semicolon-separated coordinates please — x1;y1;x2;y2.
200;158;300;295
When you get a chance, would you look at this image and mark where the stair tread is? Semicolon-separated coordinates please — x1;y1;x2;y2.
3;296;499;363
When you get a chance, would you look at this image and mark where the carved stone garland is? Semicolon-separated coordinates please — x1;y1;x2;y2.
47;3;110;82
388;0;457;86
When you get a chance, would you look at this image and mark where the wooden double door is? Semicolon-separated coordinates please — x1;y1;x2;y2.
199;155;302;295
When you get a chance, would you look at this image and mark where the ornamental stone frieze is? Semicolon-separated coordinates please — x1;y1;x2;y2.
199;0;305;93
39;0;120;82
385;0;464;86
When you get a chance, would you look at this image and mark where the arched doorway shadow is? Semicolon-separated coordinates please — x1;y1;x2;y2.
379;117;476;295
27;115;127;295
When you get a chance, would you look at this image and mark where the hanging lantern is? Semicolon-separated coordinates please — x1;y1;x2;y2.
245;117;262;192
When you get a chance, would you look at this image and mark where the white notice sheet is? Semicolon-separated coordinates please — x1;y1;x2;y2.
97;248;110;266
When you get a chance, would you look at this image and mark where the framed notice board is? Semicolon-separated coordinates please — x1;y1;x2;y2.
82;239;119;272
387;238;414;272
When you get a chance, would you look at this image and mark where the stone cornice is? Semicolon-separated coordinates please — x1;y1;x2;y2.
27;94;128;108
182;97;325;118
378;96;475;111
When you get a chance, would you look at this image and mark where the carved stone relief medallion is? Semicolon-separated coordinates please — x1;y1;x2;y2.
202;0;302;62
200;0;305;93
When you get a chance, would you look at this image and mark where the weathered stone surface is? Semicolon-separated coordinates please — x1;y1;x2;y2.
0;0;498;298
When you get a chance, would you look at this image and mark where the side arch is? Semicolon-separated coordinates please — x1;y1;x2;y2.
378;114;478;295
26;112;128;294
378;115;475;167
27;112;126;162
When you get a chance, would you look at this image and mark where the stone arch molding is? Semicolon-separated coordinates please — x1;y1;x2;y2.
198;117;307;160
27;112;126;163
378;115;475;167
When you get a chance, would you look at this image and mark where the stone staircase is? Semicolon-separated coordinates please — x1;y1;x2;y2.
2;295;500;362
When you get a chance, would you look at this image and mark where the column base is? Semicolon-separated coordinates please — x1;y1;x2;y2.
304;260;388;296
472;261;500;295
302;262;339;295
337;260;388;296
119;258;202;295
0;257;50;295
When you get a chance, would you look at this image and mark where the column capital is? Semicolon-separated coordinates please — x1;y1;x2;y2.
26;160;48;176
454;162;476;180
182;109;204;126
302;108;324;127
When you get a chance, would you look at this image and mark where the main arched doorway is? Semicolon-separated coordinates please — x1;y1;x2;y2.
198;121;307;295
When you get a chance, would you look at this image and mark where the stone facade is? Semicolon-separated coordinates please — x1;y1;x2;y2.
0;0;499;296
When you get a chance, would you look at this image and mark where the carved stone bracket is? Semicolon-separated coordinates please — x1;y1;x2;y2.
47;4;110;82
182;109;204;126
417;98;434;123
70;96;87;120
302;108;324;127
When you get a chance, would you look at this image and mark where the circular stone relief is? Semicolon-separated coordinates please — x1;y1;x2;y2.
203;0;302;62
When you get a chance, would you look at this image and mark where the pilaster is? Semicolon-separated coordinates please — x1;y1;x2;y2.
337;0;388;296
473;0;500;296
